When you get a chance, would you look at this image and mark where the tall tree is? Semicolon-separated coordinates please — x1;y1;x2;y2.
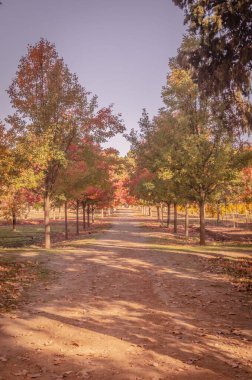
173;0;252;96
172;2;252;131
7;39;124;248
127;40;251;244
7;39;91;248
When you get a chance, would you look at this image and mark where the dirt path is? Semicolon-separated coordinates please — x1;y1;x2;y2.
0;209;251;380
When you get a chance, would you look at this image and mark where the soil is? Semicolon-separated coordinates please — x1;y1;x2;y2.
0;209;251;380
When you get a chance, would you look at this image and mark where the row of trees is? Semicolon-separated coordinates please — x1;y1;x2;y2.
126;33;252;244
0;39;125;248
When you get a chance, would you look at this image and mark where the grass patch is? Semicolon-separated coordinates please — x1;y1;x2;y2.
0;225;44;247
0;220;111;248
148;241;252;254
0;223;67;248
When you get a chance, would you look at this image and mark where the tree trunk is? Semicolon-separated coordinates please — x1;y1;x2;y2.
233;214;236;228
76;200;80;235
44;192;51;249
167;202;171;228
92;206;95;223
101;208;104;218
148;206;151;216
87;204;90;227
58;206;62;220
199;200;206;245
24;205;30;219
64;201;68;240
12;209;17;232
82;201;86;230
217;202;221;224
157;205;160;222
161;204;164;223
185;203;189;238
173;202;178;233
52;207;56;220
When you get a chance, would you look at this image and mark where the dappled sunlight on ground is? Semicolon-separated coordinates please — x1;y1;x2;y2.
0;209;251;379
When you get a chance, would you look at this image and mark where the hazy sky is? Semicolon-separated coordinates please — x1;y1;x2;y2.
0;0;186;155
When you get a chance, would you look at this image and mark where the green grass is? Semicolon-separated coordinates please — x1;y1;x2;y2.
0;219;112;248
148;241;252;257
0;221;81;248
0;225;44;247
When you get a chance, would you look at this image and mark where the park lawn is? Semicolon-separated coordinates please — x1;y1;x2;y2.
0;221;80;248
0;217;111;248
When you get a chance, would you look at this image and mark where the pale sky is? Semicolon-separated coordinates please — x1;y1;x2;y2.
0;0;186;155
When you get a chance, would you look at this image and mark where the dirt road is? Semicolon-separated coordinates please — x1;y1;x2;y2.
0;209;251;379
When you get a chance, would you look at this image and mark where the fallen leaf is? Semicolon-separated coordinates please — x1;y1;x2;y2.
14;370;28;376
186;358;199;365
44;340;53;346
62;371;73;378
77;369;90;378
28;374;42;379
149;362;159;367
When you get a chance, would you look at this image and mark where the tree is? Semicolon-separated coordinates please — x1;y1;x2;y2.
0;129;42;230
127;109;178;227
127;39;251;244
172;133;240;244
55;141;120;238
173;1;252;96
7;39;90;247
113;156;137;207
7;39;124;248
172;2;252;131
161;55;246;244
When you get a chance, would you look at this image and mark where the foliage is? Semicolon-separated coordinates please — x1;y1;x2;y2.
173;0;252;96
0;127;42;225
7;39;95;194
6;39;125;247
55;141;121;210
172;1;252;131
126;38;252;244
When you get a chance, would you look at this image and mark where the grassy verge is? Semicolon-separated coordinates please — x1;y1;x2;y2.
0;220;112;248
